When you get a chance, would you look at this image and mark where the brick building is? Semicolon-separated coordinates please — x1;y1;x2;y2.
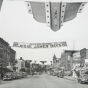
73;51;80;64
80;48;88;66
0;37;16;70
15;57;25;73
52;54;61;69
61;50;78;70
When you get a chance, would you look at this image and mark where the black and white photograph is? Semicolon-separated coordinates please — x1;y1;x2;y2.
0;0;88;88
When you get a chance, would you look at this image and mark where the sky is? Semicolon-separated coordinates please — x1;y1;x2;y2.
0;0;88;64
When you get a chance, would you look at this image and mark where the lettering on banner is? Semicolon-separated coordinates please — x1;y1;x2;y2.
13;42;67;49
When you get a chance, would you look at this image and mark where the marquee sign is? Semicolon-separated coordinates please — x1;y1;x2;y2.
13;41;67;49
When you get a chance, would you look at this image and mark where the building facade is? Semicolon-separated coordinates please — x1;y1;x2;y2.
52;54;60;69
15;57;25;73
61;50;78;70
80;48;88;66
0;37;16;70
73;51;80;67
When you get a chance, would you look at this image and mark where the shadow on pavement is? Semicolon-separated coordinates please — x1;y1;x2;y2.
80;82;88;85
28;75;41;78
64;77;76;81
0;80;13;85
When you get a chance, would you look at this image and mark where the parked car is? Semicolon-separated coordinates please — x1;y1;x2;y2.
3;72;13;81
65;70;73;76
52;71;57;76
57;70;64;78
39;72;42;75
77;70;88;84
12;72;17;79
15;73;21;79
22;72;27;77
19;72;24;78
32;71;37;75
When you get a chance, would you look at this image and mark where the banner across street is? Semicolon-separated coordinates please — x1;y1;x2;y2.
13;41;67;49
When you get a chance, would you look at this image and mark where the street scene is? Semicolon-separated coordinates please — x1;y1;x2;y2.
0;0;88;88
0;74;88;88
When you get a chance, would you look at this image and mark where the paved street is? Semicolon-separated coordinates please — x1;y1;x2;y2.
0;74;88;88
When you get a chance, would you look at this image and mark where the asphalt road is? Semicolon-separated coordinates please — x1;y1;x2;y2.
0;74;88;88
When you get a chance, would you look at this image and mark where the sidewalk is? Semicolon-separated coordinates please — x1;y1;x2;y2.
64;76;77;81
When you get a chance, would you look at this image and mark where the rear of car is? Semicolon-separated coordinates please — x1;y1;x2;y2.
12;72;17;79
57;70;64;78
15;73;21;79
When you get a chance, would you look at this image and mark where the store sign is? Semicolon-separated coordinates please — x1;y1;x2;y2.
13;41;67;49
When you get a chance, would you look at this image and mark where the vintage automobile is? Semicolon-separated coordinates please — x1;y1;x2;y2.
15;73;22;79
3;72;13;81
22;72;27;77
77;70;88;84
57;70;64;78
12;72;17;79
